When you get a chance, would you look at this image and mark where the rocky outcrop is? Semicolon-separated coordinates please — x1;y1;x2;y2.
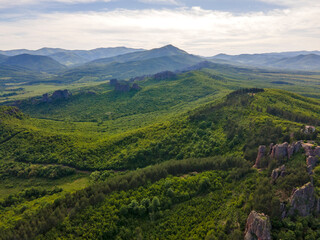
153;71;176;81
254;145;266;168
244;211;271;240
307;156;318;172
41;90;71;103
303;126;316;134
302;143;319;157
114;82;142;92
254;141;303;168
51;90;71;100
271;165;286;182
288;182;316;217
287;141;302;159
270;142;288;160
115;82;130;92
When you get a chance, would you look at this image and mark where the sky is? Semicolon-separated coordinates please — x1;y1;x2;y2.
0;0;319;56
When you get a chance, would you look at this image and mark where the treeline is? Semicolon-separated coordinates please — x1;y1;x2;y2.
1;156;251;240
0;162;76;179
0;187;62;208
266;106;320;126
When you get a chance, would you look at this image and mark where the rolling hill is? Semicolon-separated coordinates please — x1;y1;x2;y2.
269;54;320;70
0;66;320;239
211;51;320;71
90;44;193;65
1;54;67;73
0;47;145;66
0;54;8;63
58;53;203;83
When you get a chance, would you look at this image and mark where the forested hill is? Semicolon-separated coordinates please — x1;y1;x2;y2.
1;88;320;171
0;87;320;239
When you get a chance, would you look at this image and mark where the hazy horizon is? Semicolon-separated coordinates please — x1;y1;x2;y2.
0;44;319;58
0;0;319;56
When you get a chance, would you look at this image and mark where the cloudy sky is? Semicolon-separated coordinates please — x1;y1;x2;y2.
0;0;319;55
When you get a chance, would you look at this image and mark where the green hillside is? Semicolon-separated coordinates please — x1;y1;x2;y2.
0;87;319;239
90;44;192;64
1;63;320;239
57;54;203;83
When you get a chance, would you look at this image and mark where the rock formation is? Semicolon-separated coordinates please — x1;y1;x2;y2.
287;141;302;159
115;82;130;92
114;81;142;92
153;71;176;81
288;182;315;217
255;141;303;168
271;165;286;182
244;211;272;240
270;142;289;160
51;90;71;100
41;90;71;103
254;145;266;168
303;126;316;134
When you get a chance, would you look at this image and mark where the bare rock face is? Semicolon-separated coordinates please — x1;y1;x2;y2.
254;145;266;168
271;165;286;182
244;211;272;240
288;141;302;159
288;182;315;217
270;142;289;160
307;156;318;170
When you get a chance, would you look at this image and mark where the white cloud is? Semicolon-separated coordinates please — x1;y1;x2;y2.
138;0;179;5
0;0;113;8
0;5;319;55
257;0;320;8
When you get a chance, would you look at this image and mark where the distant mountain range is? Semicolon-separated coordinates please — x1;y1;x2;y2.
0;45;203;85
210;51;320;71
57;45;203;82
1;54;67;73
0;47;144;66
1;46;320;87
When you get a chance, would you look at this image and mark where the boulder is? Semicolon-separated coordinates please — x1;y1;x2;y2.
288;182;315;217
254;145;266;168
270;142;289;160
244;211;272;240
271;165;286;182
